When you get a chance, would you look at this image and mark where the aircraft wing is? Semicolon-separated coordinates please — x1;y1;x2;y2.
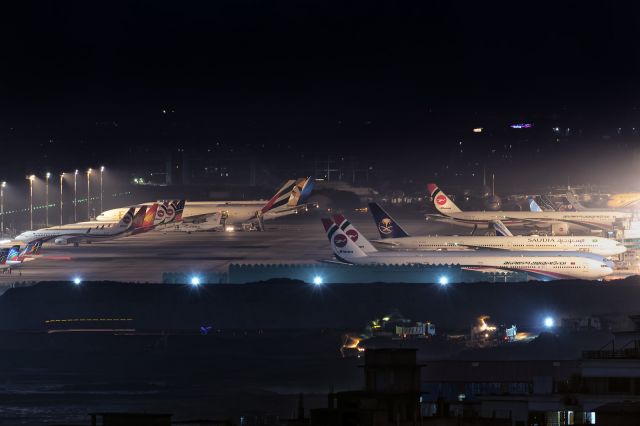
454;244;509;251
503;216;610;231
264;202;318;217
370;240;400;247
424;214;463;225
181;212;222;224
320;259;352;265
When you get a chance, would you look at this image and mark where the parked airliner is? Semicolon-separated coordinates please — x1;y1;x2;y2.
96;177;315;232
427;184;631;235
365;203;626;257
321;217;614;280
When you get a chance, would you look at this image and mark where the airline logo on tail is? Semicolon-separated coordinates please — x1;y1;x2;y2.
173;200;185;222
132;206;148;229
261;179;296;214
153;200;185;226
368;202;410;239
20;240;42;257
261;177;314;214
427;184;462;214
321;217;370;262
288;177;315;207
7;246;20;262
332;214;377;253
333;233;348;248
142;204;159;228
379;218;393;235
118;208;136;228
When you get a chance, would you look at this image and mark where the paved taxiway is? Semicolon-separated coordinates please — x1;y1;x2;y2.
0;210;458;287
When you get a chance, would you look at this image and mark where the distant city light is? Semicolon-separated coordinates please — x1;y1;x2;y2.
190;276;201;286
73;277;82;285
510;123;533;129
472;127;483;133
439;276;449;286
313;275;323;285
544;316;555;328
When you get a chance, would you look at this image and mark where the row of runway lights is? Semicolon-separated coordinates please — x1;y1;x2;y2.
69;275;557;329
72;275;204;286
70;274;443;287
312;275;449;286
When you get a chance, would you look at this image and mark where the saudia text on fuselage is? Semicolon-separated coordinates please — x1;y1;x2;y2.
526;237;588;244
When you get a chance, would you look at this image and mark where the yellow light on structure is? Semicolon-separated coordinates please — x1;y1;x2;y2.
28;175;35;181
473;127;484;133
87;168;92;175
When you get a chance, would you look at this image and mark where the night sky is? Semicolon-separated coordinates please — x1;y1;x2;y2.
2;1;640;188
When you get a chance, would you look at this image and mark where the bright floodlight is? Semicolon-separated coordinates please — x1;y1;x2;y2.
544;316;555;328
100;166;105;172
74;169;78;175
46;172;51;178
313;275;323;285
439;276;449;286
190;276;201;286
27;175;35;181
1;181;5;188
73;277;82;285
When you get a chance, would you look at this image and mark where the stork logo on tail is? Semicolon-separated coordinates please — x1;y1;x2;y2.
435;194;447;206
333;234;348;248
346;229;359;242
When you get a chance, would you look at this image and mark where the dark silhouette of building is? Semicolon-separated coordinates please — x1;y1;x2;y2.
89;412;172;426
311;348;422;426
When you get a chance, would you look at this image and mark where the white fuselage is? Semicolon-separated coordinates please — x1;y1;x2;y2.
431;210;631;230
373;235;626;257
97;201;297;230
15;221;128;244
333;249;613;280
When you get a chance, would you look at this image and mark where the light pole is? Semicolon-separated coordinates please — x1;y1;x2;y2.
74;169;78;222
27;175;35;230
100;166;105;214
45;172;51;226
60;173;64;225
1;181;5;237
87;168;92;220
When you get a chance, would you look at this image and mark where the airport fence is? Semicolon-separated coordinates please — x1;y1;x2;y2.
162;263;527;285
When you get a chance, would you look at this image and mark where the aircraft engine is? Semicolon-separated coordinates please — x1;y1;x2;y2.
54;237;69;245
